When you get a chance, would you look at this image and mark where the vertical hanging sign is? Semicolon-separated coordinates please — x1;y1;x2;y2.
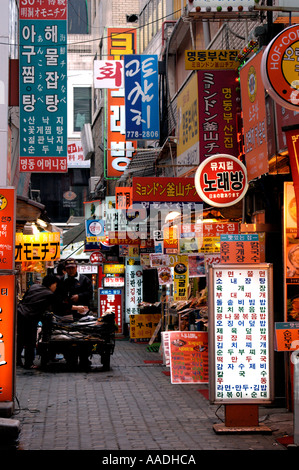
19;0;68;173
106;28;137;178
0;274;16;404
124;55;160;141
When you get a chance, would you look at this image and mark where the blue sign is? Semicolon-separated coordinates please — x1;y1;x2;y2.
124;55;159;140
19;18;67;171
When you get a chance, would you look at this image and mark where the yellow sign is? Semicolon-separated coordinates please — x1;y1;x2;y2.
173;255;189;301
185;50;239;70
15;232;60;262
130;314;161;339
103;264;125;274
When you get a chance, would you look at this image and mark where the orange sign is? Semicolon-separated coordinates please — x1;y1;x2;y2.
275;323;299;351
240;49;268;182
220;234;260;264
0;274;16;402
0;187;16;271
169;331;209;384
261;25;299;112
106;28;137;178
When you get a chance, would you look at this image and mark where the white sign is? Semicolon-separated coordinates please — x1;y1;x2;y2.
94;60;124;89
208;264;274;404
188;0;256;12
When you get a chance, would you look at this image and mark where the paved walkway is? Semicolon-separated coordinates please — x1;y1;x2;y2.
9;338;296;452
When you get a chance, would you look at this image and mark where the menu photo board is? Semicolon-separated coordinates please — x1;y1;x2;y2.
208;264;274;404
169;331;209;384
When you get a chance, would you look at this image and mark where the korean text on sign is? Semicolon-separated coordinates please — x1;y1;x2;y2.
19;0;67;172
209;265;273;403
124;55;160;141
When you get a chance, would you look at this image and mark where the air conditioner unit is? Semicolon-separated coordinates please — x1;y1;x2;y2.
89;177;100;194
81;123;94;160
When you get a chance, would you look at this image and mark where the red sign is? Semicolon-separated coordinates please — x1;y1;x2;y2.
198;70;240;162
19;0;67;20
99;288;122;334
0;274;16;403
132;177;202;202
0;188;16;271
90;252;105;264
169;331;209;384
194;154;248;207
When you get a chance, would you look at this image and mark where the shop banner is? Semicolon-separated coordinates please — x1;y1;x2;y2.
194;154;248;207
185;49;239;70
129;313;161;340
125;260;143;321
176;73;199;176
132;177;201;202
98;288;122;334
261;24;299;112
173;255;189;301
106;28;137;178
67;141;90;168
220;234;260;264
0;188;16;271
275;322;299;351
124;55;159;141
0;274;16;403
94;60;124;89
209;264;274;404
197;70;240;162
169;331;209;384
240;49;268;181
19;0;67;173
15;232;60;262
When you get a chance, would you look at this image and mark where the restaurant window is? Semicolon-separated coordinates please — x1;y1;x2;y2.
73;87;91;132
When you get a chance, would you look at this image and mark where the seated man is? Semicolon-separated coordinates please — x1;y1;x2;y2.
55;258;93;369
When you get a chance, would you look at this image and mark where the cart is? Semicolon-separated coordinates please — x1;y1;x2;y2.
36;312;116;371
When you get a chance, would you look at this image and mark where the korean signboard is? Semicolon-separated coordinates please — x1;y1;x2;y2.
185;50;239;71
125;260;143;321
106;28;137;178
0;188;16;271
19;0;67;173
220;234;260;264
15;232;60;262
94;60;124;89
129;313;161;340
173;255;189;301
198;70;239;161
98;288;122;333
124;55;159;141
240;49;268;182
194;154;248;207
0;274;16;403
275;322;299;352
261;24;299;112
176;73;199;176
208;264;274;404
169;331;209;384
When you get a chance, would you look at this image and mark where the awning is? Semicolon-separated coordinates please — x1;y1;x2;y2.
62;222;86;246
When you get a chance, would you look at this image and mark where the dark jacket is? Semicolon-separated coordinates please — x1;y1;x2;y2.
18;284;55;319
55;273;93;315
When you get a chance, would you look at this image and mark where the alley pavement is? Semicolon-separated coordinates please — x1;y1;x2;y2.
4;337;298;456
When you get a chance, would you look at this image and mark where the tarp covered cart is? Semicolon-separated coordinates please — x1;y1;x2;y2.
37;311;116;371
